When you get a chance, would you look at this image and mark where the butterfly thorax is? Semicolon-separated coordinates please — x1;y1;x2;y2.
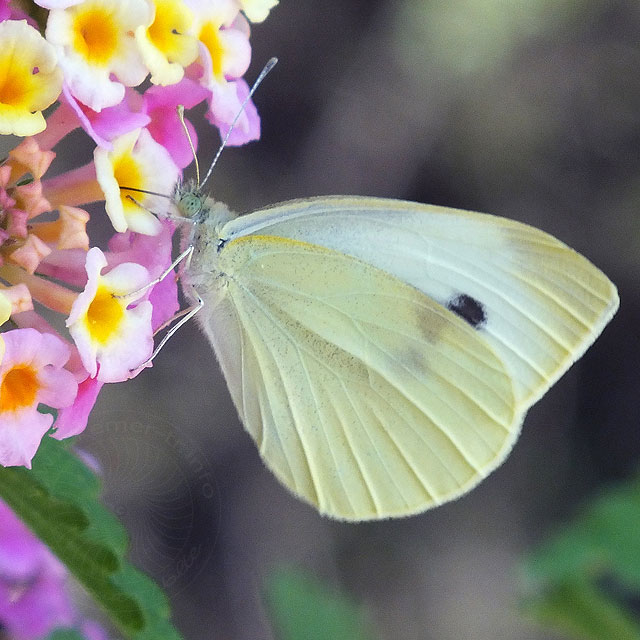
174;181;237;282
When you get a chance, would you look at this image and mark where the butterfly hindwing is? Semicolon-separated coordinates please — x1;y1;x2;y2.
207;234;522;520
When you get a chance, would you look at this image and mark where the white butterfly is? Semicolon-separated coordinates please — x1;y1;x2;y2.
171;188;618;521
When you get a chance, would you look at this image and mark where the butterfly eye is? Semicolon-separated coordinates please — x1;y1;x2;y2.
179;194;203;218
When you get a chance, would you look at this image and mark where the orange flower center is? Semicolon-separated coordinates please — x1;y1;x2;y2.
114;153;142;191
0;365;39;412
149;0;187;57
72;7;120;65
0;58;31;107
86;285;124;344
114;152;146;211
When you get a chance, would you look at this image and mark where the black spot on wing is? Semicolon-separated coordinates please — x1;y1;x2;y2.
447;294;486;329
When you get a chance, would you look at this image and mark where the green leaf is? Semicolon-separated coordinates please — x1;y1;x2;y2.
45;629;87;640
264;567;376;640
0;436;184;640
521;474;640;640
524;576;640;640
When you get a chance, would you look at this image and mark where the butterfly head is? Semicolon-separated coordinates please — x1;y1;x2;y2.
173;179;236;235
174;179;208;222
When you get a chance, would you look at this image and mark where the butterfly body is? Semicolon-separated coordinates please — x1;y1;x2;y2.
174;189;618;521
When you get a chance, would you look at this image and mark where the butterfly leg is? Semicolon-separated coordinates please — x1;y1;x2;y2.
134;284;204;369
115;245;194;302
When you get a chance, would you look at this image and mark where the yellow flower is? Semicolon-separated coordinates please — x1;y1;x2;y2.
0;21;63;136
66;248;153;382
135;0;199;85
94;128;178;234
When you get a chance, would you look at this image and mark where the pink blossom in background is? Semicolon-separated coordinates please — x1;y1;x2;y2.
0;497;74;638
60;85;151;150
0;499;107;639
53;374;104;439
208;77;260;145
143;78;210;168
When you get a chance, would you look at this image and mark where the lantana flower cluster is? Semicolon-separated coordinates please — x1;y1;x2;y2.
0;0;277;467
0;0;277;634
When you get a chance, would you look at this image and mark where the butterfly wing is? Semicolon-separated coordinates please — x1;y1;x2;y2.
204;234;523;520
221;196;618;409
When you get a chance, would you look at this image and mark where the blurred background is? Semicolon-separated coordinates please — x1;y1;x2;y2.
69;0;639;638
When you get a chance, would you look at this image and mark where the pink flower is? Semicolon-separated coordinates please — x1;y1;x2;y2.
0;0;272;470
143;78;210;168
58;85;152;150
0;499;108;639
54;374;104;439
56;223;179;435
48;77;209;167
0;501;74;639
0;329;78;468
207;77;260;145
66;247;154;382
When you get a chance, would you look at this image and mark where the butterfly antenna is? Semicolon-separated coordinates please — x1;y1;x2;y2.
119;186;173;199
199;57;278;190
177;104;200;186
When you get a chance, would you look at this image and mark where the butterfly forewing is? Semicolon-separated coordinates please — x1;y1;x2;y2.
220;197;619;410
210;235;522;520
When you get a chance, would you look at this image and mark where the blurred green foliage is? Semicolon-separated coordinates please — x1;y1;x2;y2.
0;435;184;640
264;568;376;640
521;473;640;639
